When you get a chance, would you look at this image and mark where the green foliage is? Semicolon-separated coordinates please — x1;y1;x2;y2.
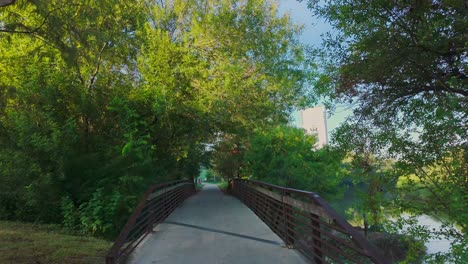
202;168;221;183
217;181;229;191
211;136;245;180
307;0;467;261
61;196;80;231
0;0;312;239
331;122;398;227
242;125;344;200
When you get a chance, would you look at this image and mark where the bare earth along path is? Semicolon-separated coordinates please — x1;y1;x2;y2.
129;184;307;264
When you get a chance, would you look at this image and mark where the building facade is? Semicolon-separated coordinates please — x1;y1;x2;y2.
300;107;328;149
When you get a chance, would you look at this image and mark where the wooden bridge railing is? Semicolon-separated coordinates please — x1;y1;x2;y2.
106;179;196;264
230;179;389;264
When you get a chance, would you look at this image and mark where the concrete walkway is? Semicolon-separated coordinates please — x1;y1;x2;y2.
129;184;307;264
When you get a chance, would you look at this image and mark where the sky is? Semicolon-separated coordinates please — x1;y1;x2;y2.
277;0;352;135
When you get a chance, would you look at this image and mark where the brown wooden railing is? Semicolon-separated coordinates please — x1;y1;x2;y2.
106;179;195;264
230;179;389;264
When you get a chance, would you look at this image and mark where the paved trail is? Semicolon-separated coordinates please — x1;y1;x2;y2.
129;184;307;264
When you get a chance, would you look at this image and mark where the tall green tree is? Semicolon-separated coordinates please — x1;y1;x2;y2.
332;122;397;230
0;0;149;235
1;0;314;238
306;0;467;261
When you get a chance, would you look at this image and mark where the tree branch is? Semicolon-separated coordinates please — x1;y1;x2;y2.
87;43;107;90
0;6;61;34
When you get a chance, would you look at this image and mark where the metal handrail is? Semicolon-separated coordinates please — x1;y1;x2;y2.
106;179;195;264
230;179;389;264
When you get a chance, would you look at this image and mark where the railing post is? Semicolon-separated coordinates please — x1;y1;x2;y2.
283;192;295;247
311;213;323;263
231;180;235;196
241;181;244;201
106;180;197;264
229;179;388;264
163;185;168;219
265;187;272;225
147;208;155;234
281;190;287;244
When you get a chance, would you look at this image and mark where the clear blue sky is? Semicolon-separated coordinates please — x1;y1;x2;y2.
277;0;352;135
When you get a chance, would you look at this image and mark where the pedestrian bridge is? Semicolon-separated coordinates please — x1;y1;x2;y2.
106;179;389;264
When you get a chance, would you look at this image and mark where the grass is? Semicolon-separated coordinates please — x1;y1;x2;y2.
0;221;111;264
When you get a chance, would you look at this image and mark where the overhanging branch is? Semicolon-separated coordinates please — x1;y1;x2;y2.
0;6;60;34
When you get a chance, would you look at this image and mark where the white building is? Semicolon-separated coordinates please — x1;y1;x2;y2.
300;107;328;149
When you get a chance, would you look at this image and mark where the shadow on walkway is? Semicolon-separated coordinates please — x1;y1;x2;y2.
129;184;306;264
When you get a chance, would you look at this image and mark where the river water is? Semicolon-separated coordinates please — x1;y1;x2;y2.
413;214;452;255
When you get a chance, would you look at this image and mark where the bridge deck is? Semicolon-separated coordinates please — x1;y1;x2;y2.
129;184;307;264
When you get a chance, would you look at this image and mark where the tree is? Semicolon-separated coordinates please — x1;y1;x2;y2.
306;0;467;261
211;135;245;181
242;125;344;200
0;0;314;238
0;0;149;235
332;122;398;232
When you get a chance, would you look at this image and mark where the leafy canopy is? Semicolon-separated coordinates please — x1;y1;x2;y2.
306;0;467;261
0;0;313;237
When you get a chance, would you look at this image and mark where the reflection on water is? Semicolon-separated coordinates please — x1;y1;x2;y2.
336;184;456;257
414;215;452;255
398;214;455;256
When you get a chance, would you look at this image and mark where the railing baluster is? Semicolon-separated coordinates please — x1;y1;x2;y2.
284;193;295;247
229;179;389;264
106;180;196;264
311;213;323;264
